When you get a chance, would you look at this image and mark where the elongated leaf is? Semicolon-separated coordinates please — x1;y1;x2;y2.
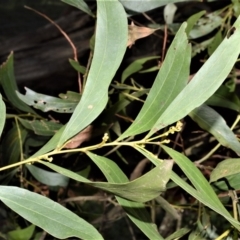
148;16;240;137
120;0;196;13
185;10;206;36
26;164;69;187
0;95;6;136
165;228;190;240
16;88;77;113
2;124;28;165
29;126;65;159
189;104;240;155
40;158;172;202
119;22;190;140
0;53;35;114
210;158;240;183
61;0;94;17
69;59;86;74
58;0;128;147
121;56;159;83
0;186;103;240
162;145;240;230
206;85;240;112
19;118;62;136
87;152;164;240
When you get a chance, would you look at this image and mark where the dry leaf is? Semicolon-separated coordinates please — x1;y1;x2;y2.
127;22;159;47
64;125;93;149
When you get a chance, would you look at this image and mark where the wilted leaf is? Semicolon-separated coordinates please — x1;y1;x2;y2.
128;22;159;47
64;125;93;149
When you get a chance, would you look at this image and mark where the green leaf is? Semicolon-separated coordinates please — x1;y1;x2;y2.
162;145;240;230
18;118;62;136
0;95;6;137
212;173;240;192
208;30;223;55
189;12;222;39
119;22;190;140
87;152;164;240
121;56;159;83
16;88;77;113
39;157;172;203
2;124;28;165
58;0;128;147
0;186;103;240
210;158;240;183
26;164;69;187
29;126;65;159
148;15;240;137
189;104;240;155
69;59;86;74
58;91;81;102
186;10;206;36
120;0;194;13
206;85;240;112
61;0;94;17
165;228;190;240
8;225;35;240
0;53;35;114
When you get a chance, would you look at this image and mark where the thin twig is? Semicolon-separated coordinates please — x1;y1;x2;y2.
24;5;82;93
